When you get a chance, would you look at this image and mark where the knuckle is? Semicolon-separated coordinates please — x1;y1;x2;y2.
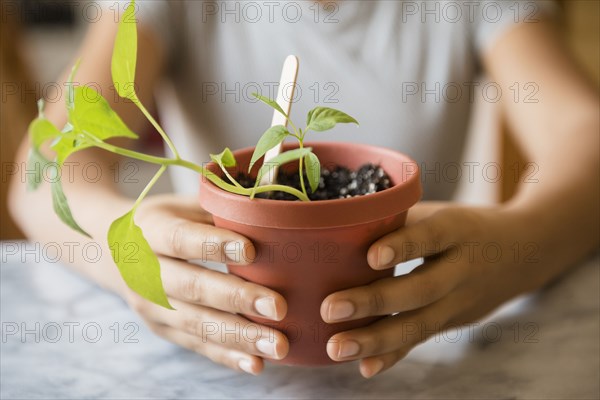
227;282;258;313
365;286;386;315
201;233;226;263
399;233;420;259
228;285;246;312
182;316;203;338
363;333;383;356
414;276;437;307
424;222;445;252
167;220;188;256
179;273;204;303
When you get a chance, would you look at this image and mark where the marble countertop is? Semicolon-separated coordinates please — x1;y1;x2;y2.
1;241;598;399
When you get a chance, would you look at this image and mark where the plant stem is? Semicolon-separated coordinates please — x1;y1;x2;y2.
86;136;173;165
287;118;300;137
132;165;166;212
297;141;308;197
219;165;244;189
81;133;310;201
252;184;308;201
300;129;308;141
132;97;181;160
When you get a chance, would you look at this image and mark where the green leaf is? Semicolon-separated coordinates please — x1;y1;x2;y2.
306;107;359;132
210;147;236;168
304;152;321;193
27;116;61;191
26;147;50;191
66;60;81;112
49;165;91;238
252;93;287;118
248;125;289;172
108;210;173;309
112;0;138;100
255;147;313;186
51;135;92;165
71;86;138;140
29;117;61;147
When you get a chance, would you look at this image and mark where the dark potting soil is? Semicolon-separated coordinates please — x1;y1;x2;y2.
230;163;392;201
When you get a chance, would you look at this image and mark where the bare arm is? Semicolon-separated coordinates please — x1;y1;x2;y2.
8;12;166;294
484;19;600;278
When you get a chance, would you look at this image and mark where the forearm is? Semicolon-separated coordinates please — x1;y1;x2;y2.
500;118;599;287
7;10;166;296
9;137;135;296
505;112;599;242
482;20;599;287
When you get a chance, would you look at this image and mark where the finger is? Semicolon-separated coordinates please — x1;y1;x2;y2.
159;257;288;321
140;194;215;224
149;322;264;375
325;294;454;362
147;298;289;360
405;201;449;225
321;259;466;322
359;349;409;378
161;195;216;223
367;208;464;269
145;218;256;265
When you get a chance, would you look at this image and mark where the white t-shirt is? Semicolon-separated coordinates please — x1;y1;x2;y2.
131;0;556;200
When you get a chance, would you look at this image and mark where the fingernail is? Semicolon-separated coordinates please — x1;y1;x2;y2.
224;241;245;263
377;246;395;267
238;358;254;374
254;297;277;320
338;340;360;358
327;300;355;322
256;338;278;358
365;359;384;378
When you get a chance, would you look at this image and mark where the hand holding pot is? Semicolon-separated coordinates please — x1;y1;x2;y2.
320;202;562;378
124;194;289;375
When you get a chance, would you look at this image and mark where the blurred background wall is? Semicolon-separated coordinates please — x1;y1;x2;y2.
1;0;599;240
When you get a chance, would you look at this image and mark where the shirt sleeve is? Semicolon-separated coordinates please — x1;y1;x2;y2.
470;0;559;55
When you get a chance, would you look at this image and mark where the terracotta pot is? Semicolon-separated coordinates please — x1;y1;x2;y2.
199;141;422;366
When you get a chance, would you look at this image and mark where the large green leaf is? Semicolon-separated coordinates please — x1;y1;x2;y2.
112;0;138;100
255;147;313;186
304;151;321;193
49;165;91;238
108;210;173;309
306;107;359;132
248;125;289;172
71;86;138;141
210;147;237;168
252;93;288;119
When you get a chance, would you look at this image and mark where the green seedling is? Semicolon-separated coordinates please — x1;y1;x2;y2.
27;0;358;308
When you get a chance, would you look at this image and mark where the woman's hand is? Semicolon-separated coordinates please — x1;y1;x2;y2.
124;194;289;375
320;202;550;378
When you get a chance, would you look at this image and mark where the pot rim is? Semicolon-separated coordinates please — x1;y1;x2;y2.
199;141;422;229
